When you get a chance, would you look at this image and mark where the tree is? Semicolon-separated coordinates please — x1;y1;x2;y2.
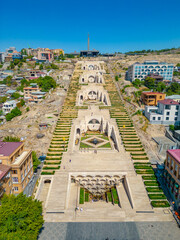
36;76;56;92
132;79;142;88
5;107;22;121
32;151;41;171
166;82;180;95
39;64;43;70
3;136;20;142
0;193;44;239
144;77;155;89
115;76;118;81
11;92;21;99
156;82;166;92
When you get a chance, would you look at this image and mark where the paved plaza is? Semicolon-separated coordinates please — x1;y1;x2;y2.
38;222;180;240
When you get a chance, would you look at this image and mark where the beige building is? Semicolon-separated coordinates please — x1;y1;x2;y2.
0;141;33;194
51;49;64;56
0;164;12;199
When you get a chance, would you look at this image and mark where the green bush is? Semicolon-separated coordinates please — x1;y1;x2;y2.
146;187;163;192
107;192;112;202
5;107;22;121
41;171;55;175
144;181;159;186
142;175;156;180
85;192;89;202
151;201;170;208
148;194;166;199
3;136;20;142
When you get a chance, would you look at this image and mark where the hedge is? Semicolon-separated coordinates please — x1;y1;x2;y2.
79;188;84;204
151;201;170;208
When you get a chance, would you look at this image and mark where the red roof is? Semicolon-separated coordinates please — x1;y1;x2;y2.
167;149;180;163
0;164;11;180
0;141;23;156
29;77;38;80
142;92;164;95
158;99;179;105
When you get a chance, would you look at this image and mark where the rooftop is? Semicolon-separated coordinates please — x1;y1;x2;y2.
167;149;180;163
158;99;180;105
0;141;23;156
3;100;17;105
0;164;11;180
143;92;165;95
166;95;180;99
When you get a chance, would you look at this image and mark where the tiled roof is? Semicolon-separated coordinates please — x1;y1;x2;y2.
0;164;11;180
0;141;23;156
158;99;180;105
167;149;180;163
142;92;164;95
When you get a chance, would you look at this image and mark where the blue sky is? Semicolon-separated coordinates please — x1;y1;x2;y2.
0;0;180;53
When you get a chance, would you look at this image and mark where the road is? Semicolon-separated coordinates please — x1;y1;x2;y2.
23;162;43;197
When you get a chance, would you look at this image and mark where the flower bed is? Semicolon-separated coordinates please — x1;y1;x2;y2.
146;187;163;192
111;188;119;204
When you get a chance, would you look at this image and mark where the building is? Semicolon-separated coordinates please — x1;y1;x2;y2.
173;130;180;141
164;149;180;211
2;100;17;114
24;84;40;99
145;73;164;83
51;49;64;56
24;84;46;103
127;61;174;82
0;52;5;63
12;53;22;61
0;84;8;97
80;50;99;57
0;164;12;199
141;92;166;106
37;50;54;62
144;99;180;125
166;95;180;103
0;141;33;194
28;69;46;78
28;91;46;103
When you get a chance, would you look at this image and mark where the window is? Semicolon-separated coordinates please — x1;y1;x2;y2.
176;105;179;110
174;164;178;176
158;117;161;120
12;170;17;174
165;105;170;109
153;117;156;120
166;117;169;120
166;112;170;115
14;187;18;192
12;177;18;183
24;169;27;177
175;112;178;116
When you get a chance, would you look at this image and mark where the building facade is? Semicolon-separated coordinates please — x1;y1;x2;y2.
2;100;17;114
0;164;12;199
0;141;33;194
127;61;174;82
144;99;180;125
141;92;166;106
164;149;180;211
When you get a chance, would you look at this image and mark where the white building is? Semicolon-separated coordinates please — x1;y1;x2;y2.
2;100;17;114
166;95;180;103
127;61;174;82
145;99;180;125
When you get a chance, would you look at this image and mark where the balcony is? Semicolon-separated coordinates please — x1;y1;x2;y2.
12;150;31;166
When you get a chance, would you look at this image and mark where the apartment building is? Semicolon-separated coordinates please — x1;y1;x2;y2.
24;84;40;99
0;141;33;194
141;92;166;106
164;149;180;210
0;164;12;199
144;99;180;125
2;100;17;114
127;61;174;82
